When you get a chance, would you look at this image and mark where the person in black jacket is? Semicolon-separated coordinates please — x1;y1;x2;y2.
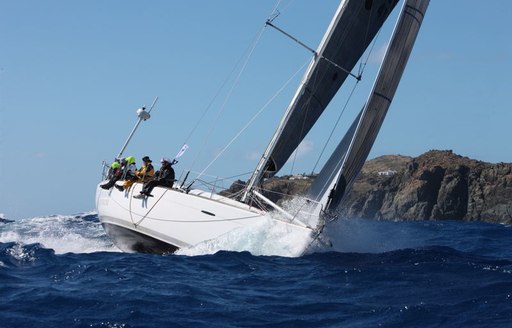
133;158;175;198
100;160;122;189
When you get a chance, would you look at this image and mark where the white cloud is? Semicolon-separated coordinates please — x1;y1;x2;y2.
292;139;314;159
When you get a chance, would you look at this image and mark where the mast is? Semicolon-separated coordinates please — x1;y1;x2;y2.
240;53;319;202
117;96;159;159
242;0;399;202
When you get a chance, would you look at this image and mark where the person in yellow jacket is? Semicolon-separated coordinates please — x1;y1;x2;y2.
115;156;155;191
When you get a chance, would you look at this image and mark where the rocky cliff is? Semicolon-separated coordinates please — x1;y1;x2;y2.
223;150;512;224
342;150;512;224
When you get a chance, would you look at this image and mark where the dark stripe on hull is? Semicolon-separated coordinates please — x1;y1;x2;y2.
102;223;179;255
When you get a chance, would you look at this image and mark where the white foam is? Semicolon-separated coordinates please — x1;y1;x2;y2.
177;217;314;257
6;243;37;262
3;209;418;257
0;212;119;254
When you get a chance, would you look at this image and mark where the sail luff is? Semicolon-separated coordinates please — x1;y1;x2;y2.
243;0;399;201
325;0;430;211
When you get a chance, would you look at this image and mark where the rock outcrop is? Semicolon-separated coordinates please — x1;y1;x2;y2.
222;150;512;224
339;150;512;223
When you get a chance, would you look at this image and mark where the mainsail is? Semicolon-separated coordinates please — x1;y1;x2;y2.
243;0;400;200
309;0;430;211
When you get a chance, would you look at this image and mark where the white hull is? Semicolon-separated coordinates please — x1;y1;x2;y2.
96;182;316;254
95;0;428;255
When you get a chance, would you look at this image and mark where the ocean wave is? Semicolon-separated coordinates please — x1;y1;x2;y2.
0;212;118;254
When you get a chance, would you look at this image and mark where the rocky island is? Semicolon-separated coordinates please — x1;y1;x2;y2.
222;150;512;224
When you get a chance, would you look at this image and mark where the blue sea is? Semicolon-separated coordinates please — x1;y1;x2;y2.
1;213;511;327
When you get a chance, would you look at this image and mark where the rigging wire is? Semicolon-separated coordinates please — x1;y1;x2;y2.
180;0;294;149
309;3;385;176
358;1;384;77
288;62;321;175
188;0;294;180
278;0;296;13
310;79;360;175
358;22;383;77
185;24;267;173
192;0;313;182
189;0;285;174
286;2;370;176
196;58;311;179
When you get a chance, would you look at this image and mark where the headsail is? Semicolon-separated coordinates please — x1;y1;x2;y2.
243;0;399;200
310;0;430;211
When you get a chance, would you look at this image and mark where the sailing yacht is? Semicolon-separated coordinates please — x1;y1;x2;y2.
96;0;429;255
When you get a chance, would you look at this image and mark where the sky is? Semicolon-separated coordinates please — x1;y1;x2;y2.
1;0;511;219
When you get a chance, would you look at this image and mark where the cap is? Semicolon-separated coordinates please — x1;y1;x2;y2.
160;157;171;163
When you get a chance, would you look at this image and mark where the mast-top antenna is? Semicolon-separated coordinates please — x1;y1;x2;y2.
117;96;159;159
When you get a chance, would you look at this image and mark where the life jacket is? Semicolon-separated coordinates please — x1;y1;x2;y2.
136;163;155;179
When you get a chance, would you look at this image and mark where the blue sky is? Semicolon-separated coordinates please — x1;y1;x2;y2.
1;0;511;219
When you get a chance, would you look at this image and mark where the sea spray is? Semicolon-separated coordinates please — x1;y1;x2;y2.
177;196;323;257
177;217;314;257
0;212;117;254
